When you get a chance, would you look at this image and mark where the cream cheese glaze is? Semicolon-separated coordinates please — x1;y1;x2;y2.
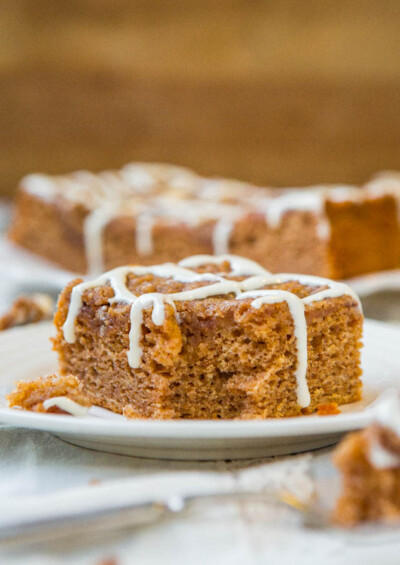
42;396;89;417
62;254;362;409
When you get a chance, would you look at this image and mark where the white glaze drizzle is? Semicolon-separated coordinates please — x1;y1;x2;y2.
42;396;89;417
82;196;242;275
251;188;332;241
197;178;265;202
121;162;199;194
21;171;133;209
274;273;362;309
135;212;155;256
211;209;242;255
63;264;220;342
235;290;309;407
368;438;400;469
62;256;361;408
365;175;400;222
263;190;326;228
366;396;400;468
83;203;123;276
21;174;57;203
128;293;176;367
178;254;268;276
212;217;234;255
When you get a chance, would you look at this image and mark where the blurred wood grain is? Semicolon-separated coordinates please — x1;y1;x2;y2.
1;0;400;196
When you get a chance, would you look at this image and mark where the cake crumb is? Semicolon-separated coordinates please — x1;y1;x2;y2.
95;558;118;565
0;294;53;331
7;374;91;414
317;403;341;416
123;405;141;419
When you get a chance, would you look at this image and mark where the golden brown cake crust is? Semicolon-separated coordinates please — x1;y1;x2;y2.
52;262;363;420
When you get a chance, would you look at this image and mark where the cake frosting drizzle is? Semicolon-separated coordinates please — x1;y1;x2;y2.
236;289;309;407
135;212;156;257
62;255;361;409
83;203;126;276
42;396;89;417
368;396;400;468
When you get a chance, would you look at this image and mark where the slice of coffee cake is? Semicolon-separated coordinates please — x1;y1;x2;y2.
52;254;363;419
334;396;400;526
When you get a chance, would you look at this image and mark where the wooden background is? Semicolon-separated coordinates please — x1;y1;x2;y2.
2;0;400;196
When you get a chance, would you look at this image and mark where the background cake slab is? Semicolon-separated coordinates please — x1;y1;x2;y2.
3;234;400;302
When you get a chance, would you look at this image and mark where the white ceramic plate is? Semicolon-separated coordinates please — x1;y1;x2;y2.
0;319;399;461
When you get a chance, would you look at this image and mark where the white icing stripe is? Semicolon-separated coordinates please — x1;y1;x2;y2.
131;264;221;284
122;162;199;192
135;213;155;256
83;205;117;275
236;290;310;407
21;174;57;202
368;438;400;469
82;198;242;275
128;293;176;368
274;273;362;309
262;190;326;229
316;218;331;240
179;255;269;277
84;202;150;275
63;264;219;344
62;255;362;409
42;396;89;417
366;396;400;469
212;217;235;255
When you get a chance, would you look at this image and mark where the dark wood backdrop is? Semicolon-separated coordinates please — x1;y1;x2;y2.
2;0;400;196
